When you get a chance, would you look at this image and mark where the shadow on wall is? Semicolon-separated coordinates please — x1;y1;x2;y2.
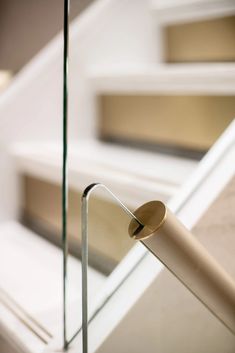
0;0;93;73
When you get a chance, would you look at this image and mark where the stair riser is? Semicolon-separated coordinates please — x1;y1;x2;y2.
22;176;134;274
99;95;235;154
164;15;235;62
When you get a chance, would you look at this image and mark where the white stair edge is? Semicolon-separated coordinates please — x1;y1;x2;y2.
150;0;235;25
10;141;197;208
89;63;235;94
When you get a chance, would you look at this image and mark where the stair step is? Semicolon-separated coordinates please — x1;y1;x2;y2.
12;142;196;274
89;63;235;94
0;221;105;345
151;0;235;25
12;141;197;208
90;64;235;153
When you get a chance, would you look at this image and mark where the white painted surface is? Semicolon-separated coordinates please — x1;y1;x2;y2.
0;222;105;351
11;140;197;208
89;63;235;94
151;0;235;24
0;301;45;353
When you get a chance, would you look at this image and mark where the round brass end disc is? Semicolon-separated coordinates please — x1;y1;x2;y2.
129;201;167;240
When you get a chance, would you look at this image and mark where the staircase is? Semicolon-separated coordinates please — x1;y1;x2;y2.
0;0;234;352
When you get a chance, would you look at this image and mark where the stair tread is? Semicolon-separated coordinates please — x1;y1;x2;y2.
89;63;235;94
151;0;235;25
11;141;197;207
0;221;105;339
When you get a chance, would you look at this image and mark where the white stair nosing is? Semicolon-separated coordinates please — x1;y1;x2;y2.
89;63;235;94
11;141;197;207
151;0;235;25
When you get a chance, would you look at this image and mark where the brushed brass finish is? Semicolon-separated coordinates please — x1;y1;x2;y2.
129;201;235;334
128;201;167;240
